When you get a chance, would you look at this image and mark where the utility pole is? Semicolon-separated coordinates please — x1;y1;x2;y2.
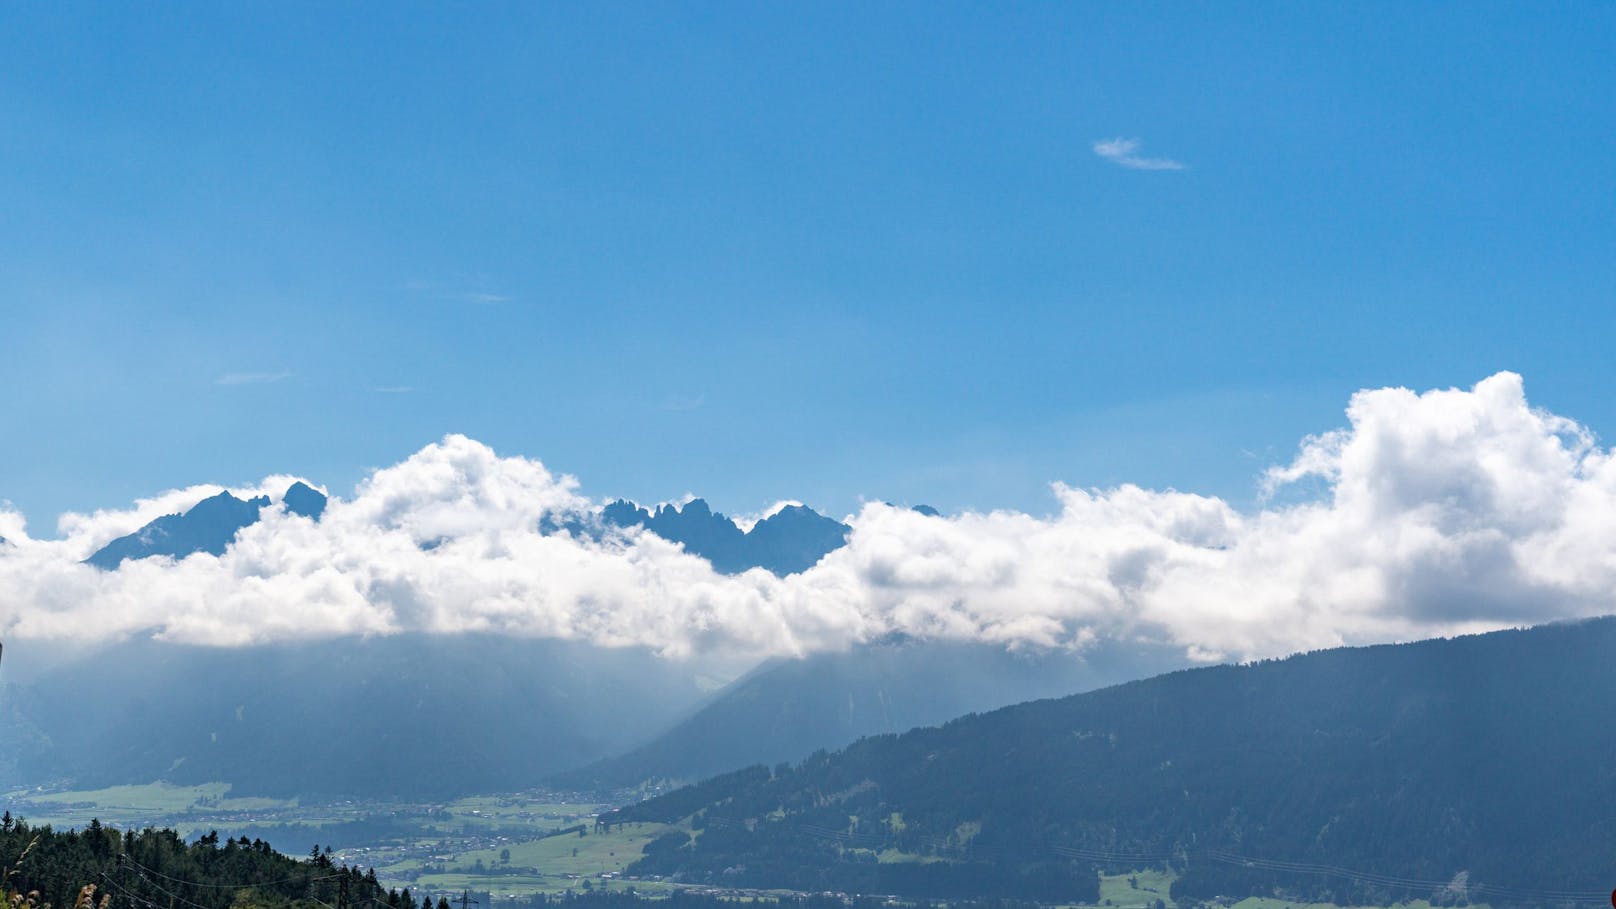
452;891;478;909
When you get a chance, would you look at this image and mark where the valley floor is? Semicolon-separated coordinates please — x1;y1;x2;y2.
0;782;1489;909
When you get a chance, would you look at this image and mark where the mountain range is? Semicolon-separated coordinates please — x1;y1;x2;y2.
599;498;851;575
83;484;852;577
608;618;1616;905
86;482;327;569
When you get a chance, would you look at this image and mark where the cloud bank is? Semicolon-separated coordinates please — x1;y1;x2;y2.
1093;137;1186;171
2;373;1613;663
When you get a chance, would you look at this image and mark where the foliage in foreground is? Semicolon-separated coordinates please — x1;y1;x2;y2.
0;815;397;909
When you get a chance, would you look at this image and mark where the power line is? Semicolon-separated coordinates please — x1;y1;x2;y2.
98;871;166;909
117;854;346;890
101;869;214;909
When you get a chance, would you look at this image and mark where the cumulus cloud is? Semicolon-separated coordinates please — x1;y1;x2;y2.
2;373;1614;663
1093;137;1186;171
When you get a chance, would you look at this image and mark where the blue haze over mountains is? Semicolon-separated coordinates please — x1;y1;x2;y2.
0;634;710;798
7;478;1154;801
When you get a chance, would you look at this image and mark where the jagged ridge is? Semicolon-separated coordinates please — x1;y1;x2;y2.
85;482;328;569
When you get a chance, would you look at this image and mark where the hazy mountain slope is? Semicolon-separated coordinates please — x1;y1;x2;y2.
558;636;1190;789
608;618;1616;904
86;483;327;569
2;634;709;798
0;680;47;790
599;498;849;575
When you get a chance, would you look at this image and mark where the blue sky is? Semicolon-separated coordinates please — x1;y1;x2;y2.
3;3;1612;526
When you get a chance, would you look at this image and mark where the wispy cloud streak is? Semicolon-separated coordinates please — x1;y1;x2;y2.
663;394;705;412
215;370;293;386
1093;137;1186;171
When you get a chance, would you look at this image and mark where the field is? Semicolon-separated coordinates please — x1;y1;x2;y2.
6;782;299;832
1095;869;1177;909
24;781;234;811
379;819;688;898
447;821;676;874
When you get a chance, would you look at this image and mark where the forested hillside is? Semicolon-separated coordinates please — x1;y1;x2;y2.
0;817;396;909
607;618;1616;907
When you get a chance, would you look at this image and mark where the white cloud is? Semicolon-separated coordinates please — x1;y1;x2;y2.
1093;137;1186;171
2;373;1613;665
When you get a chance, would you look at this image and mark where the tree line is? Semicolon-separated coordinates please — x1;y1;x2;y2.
0;814;408;909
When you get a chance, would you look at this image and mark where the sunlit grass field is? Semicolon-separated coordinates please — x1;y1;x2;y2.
7;782;298;830
387;820;683;896
1094;869;1177;908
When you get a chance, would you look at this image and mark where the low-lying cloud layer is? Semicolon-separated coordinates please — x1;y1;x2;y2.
2;373;1612;663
